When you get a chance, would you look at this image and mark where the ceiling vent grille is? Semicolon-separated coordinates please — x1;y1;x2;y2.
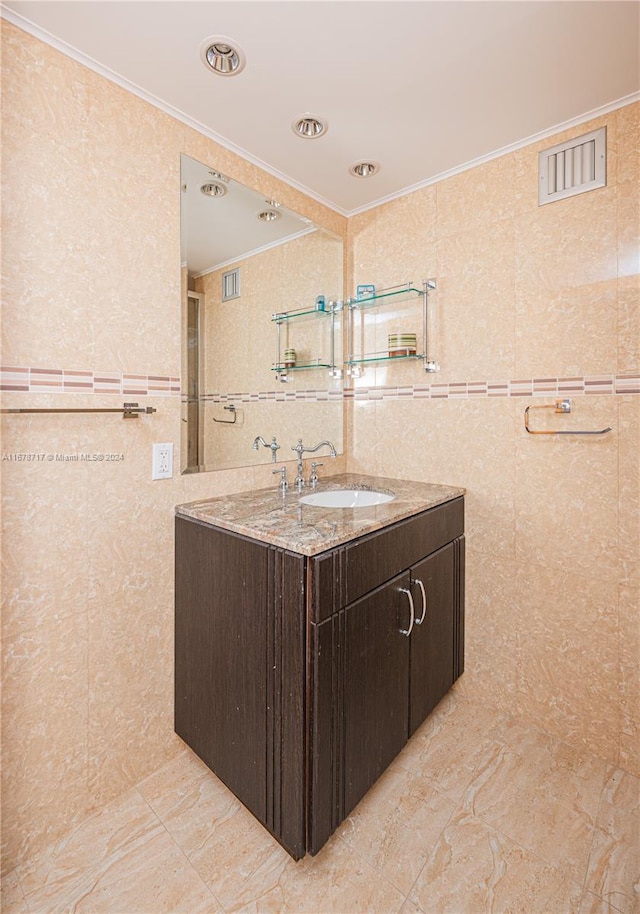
539;127;606;206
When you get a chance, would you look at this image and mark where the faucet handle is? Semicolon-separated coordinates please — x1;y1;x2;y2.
272;466;288;491
309;462;324;487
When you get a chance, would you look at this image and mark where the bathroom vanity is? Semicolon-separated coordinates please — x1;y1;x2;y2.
175;474;465;859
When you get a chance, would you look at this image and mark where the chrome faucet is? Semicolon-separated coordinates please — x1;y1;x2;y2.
252;435;281;463
290;439;337;489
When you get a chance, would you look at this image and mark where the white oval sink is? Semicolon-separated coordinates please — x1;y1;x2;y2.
299;488;395;508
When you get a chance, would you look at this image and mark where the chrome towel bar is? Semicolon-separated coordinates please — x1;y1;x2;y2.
1;402;157;419
524;398;612;435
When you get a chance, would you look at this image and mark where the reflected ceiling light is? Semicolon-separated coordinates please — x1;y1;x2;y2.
201;37;246;76
349;161;380;178
292;115;327;139
200;182;227;197
258;209;281;222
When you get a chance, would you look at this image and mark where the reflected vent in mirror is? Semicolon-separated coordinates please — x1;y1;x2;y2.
539;127;606;205
222;267;240;301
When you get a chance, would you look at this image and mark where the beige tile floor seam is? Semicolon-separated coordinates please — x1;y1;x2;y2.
3;697;638;914
133;784;226;914
10;784;224;914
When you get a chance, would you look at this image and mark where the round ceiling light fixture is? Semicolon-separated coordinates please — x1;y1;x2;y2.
200;181;227;198
292;115;327;139
349;161;380;178
201;37;246;76
258;209;281;223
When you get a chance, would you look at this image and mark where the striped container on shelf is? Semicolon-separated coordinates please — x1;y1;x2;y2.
388;333;417;357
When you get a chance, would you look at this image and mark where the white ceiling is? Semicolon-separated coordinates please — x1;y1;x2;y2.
180;153;315;275
3;1;640;215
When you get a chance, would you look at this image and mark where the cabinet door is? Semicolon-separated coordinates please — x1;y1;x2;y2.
409;541;456;735
343;572;411;816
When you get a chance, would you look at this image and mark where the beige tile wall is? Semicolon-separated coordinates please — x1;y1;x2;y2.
1;19;637;881
0;21;346;874
197;230;343;395
347;103;639;775
194;228;343;468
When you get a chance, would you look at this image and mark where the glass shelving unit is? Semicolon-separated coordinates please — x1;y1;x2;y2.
346;280;438;377
271;301;343;382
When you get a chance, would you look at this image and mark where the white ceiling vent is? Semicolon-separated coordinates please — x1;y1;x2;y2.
539;127;606;206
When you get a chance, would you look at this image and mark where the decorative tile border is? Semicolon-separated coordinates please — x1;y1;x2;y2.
200;373;639;403
614;374;640;394
0;366;181;396
349;374;639;399
199;388;345;403
2;367;638;401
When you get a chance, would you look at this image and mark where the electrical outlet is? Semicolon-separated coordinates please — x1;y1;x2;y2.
152;442;173;480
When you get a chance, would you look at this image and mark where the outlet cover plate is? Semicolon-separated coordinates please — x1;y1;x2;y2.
152;442;173;479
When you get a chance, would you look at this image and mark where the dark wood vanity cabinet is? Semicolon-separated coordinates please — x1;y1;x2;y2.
175;496;464;860
174;520;306;856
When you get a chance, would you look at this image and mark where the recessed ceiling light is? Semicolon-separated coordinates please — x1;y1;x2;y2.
201;37;246;76
349;161;380;178
200;182;227;197
292;116;327;139
258;209;281;222
264;199;281;208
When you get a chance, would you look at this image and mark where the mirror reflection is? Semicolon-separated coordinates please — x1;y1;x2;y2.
180;155;344;474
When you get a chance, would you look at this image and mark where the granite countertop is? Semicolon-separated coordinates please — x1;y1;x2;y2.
176;473;465;557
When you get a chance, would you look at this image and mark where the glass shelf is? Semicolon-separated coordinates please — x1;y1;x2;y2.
271;359;333;372
346;351;424;367
347;283;422;311
272;303;340;323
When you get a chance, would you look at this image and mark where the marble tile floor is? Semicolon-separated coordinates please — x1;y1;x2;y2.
2;693;638;914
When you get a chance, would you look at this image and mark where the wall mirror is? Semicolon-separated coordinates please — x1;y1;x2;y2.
180;154;344;474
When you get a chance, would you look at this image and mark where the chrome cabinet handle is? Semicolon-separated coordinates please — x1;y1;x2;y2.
399;587;415;637
413;578;427;625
